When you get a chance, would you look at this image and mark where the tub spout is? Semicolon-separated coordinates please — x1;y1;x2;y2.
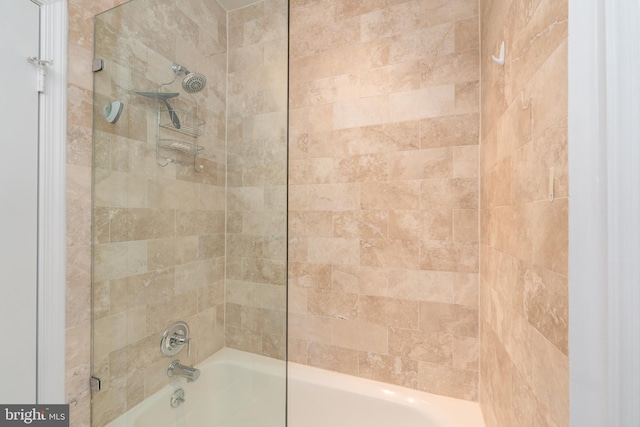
168;360;201;383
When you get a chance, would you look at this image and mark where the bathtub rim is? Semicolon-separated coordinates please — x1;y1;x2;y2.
106;347;485;427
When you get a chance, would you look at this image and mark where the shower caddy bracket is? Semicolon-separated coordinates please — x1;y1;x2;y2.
155;96;206;173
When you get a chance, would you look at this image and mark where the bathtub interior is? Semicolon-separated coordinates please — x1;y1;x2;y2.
106;348;484;427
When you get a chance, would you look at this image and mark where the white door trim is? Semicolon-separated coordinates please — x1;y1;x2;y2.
604;1;640;425
569;0;640;425
34;0;67;404
568;0;608;423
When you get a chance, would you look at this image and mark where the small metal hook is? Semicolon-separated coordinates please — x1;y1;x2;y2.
492;41;505;66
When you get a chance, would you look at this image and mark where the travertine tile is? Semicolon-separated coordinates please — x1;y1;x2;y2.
452;335;479;370
360;238;420;269
418;362;478;400
389;210;423;241
389;85;456;122
307;289;359;319
453;209;478;242
331;319;388;354
455;17;480;52
530;42;568;138
420;50;479;87
419;301;478;337
289;50;334;83
496;88;532;160
479;0;568;423
453;145;479;178
422;209;454;241
420;240;479;272
288;313;332;344
359;62;421;97
332;265;389;296
109;209;176;242
516;261;568;356
333;210;389;239
529;327;569;426
359;295;420;329
511;119;568;204
225;326;263;354
333;95;390;129
420;114;479;149
386;268;454;303
359;352;419;388
389;328;453;365
242;258;285;286
289;262;332;289
389;147;453;180
308;183;361;211
531;198;568;276
389;22;456;64
287;0;481;402
454;272;479;306
308;237;360;266
146;237;199;270
307;342;359;375
331;121;420;156
361;181;421;210
331;39;391;75
420;178;478;210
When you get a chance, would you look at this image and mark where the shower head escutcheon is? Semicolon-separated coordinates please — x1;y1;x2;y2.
172;63;207;94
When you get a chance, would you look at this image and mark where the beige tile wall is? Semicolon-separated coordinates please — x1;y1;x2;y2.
65;0;571;425
67;2;129;426
224;0;289;360
288;0;480;400
67;0;227;426
479;0;569;425
91;1;228;425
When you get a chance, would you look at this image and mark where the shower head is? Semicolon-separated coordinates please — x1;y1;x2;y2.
172;63;207;94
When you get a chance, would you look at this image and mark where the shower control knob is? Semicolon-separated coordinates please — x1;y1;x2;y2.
160;321;190;357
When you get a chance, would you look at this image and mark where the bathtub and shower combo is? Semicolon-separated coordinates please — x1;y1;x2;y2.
91;1;485;426
107;348;484;427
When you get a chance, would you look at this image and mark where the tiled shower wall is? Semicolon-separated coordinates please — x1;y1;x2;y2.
66;0;227;426
66;2;129;426
63;2;572;427
288;0;481;400
90;1;228;425
479;0;569;425
224;0;289;359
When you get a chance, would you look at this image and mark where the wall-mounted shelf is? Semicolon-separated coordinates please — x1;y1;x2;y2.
159;107;205;138
135;89;206;173
158;139;204;156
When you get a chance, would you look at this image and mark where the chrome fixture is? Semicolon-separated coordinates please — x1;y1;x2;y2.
167;360;200;383
170;389;185;408
171;63;207;94
160;321;191;357
135;91;181;129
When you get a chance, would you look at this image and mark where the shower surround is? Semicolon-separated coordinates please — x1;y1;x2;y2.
63;0;570;426
90;1;228;425
288;0;480;400
479;0;569;426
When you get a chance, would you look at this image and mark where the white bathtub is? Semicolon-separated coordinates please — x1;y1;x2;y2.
106;348;485;427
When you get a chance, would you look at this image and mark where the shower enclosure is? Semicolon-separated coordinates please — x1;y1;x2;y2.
91;0;288;425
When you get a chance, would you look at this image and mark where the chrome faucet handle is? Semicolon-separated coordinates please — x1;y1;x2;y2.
170;335;191;357
160;321;190;357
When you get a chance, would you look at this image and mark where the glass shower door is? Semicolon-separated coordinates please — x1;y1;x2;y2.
91;0;288;426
